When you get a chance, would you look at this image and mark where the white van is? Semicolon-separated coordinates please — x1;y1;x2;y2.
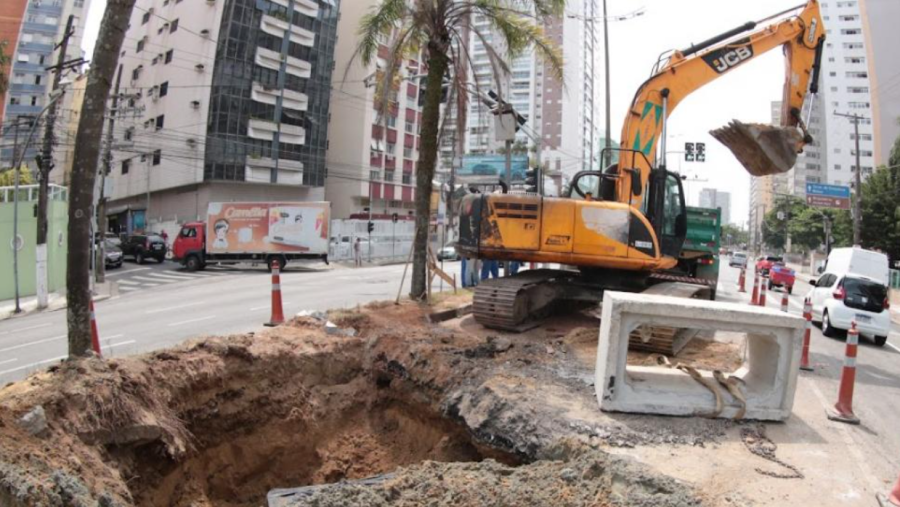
808;247;891;346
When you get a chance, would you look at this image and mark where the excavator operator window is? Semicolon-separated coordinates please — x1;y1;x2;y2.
662;175;682;236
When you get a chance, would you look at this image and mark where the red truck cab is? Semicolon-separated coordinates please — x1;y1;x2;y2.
172;221;206;271
768;263;796;294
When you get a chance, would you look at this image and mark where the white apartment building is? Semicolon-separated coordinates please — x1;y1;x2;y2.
463;0;600;185
819;0;875;188
105;0;338;235
699;188;731;226
325;0;422;220
860;0;900;166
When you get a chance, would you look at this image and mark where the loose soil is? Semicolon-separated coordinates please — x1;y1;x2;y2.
0;298;714;506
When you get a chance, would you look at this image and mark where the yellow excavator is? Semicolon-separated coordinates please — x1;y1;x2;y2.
457;1;825;331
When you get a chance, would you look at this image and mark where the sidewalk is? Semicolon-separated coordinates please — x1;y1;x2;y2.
0;281;118;320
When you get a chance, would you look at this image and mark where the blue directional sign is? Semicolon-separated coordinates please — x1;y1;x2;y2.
806;183;850;199
806;183;851;210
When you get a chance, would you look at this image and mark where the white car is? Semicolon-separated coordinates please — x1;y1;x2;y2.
808;248;891;347
729;251;748;268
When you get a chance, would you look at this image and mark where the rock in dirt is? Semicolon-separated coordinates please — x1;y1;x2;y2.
325;321;357;337
296;310;327;321
18;405;48;437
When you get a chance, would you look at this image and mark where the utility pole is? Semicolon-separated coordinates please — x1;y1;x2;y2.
11;120;24;314
35;15;75;309
834;110;867;246
96;64;123;284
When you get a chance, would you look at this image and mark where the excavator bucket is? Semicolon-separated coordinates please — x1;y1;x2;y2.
710;120;805;177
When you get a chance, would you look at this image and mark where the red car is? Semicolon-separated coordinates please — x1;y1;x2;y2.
756;255;784;276
767;263;795;294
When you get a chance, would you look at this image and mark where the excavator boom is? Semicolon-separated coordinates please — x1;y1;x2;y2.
618;0;824;207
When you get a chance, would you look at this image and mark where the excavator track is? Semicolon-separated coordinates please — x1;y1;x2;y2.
473;269;573;332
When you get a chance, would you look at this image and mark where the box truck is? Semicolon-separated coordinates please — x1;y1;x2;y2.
172;202;330;271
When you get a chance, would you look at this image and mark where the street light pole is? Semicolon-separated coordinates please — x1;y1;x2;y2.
834;110;867;246
602;0;611;169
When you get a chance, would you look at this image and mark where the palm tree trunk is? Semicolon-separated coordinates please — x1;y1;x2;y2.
66;0;136;357
410;47;449;300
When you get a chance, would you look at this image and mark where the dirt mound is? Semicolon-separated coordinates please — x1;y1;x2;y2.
0;299;706;507
273;444;701;507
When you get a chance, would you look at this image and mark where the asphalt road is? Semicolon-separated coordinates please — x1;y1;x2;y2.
0;260;461;384
716;261;900;482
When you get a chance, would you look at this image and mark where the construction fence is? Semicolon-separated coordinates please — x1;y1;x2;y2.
329;219;421;263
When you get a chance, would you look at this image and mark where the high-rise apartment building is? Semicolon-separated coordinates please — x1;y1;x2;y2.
1;0;92;167
699;187;731;226
819;0;875;188
324;0;423;220
463;0;600;186
860;0;900;166
105;0;338;234
750;101;792;250
0;0;30;126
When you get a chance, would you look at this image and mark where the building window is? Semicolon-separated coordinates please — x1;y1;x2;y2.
142;11;150;24
31;96;39;106
834;164;841;170
34;75;41;85
405;121;415;133
386;116;397;128
402;173;411;184
165;49;173;63
159;81;168;97
846;71;868;79
132;66;142;80
9;97;19;105
124;128;134;141
156;115;164;130
403;147;413;158
122;159;131;174
385;170;394;181
137;39;145;52
369;170;380;180
386;142;395;154
152;149;161;165
170;19;179;33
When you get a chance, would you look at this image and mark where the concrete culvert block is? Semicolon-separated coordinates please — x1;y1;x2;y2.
595;292;804;422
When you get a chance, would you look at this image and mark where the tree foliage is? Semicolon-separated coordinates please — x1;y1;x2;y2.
0;40;9;96
721;224;748;247
761;196;852;253
859;161;900;262
355;0;565;299
0;165;33;186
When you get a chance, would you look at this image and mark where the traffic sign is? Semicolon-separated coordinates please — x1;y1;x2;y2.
806;182;850;199
806;182;851;210
685;142;695;162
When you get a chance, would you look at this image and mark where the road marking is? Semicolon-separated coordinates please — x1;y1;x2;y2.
0;355;66;377
0;322;52;336
132;276;167;284
102;334;124;341
119;286;138;292
145;302;203;315
109;340;136;348
886;341;900;354
0;358;17;366
0;335;65;353
104;267;151;277
144;272;197;281
116;279;141;285
167;315;216;327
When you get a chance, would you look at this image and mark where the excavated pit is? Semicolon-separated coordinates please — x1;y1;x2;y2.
0;300;705;507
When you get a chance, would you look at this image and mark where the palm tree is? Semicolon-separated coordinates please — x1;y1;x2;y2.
355;0;565;300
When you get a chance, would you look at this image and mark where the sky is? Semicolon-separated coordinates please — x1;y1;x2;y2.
80;0;805;227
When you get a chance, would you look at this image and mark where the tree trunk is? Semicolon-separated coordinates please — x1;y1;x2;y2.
66;0;136;357
409;46;449;300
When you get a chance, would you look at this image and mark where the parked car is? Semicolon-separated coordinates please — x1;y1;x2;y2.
755;255;784;276
729;251;748;268
104;240;123;269
437;246;460;261
768;263;795;294
808;247;890;346
121;234;167;264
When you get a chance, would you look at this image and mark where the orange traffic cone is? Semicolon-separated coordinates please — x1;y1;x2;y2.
759;276;768;307
877;472;900;506
265;259;285;327
738;268;746;293
800;297;813;371
89;299;102;356
827;321;860;425
751;272;760;305
780;291;789;312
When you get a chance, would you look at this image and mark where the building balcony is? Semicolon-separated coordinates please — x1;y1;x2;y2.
248;119;306;145
246;157;304;185
251;82;308;112
22;22;58;34
260;14;315;47
269;0;318;17
10;83;47;94
17;41;53;52
255;47;311;79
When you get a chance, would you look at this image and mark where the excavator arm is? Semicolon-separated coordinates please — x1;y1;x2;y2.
617;0;825;208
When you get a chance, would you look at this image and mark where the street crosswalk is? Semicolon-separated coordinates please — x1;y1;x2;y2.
112;266;231;293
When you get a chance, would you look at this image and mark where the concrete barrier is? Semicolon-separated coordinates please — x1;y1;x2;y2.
595;291;805;421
